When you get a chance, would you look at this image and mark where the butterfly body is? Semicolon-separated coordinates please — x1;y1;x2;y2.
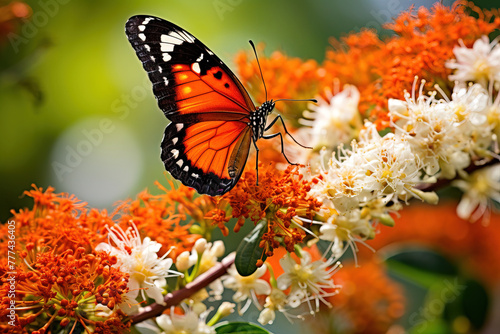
126;15;298;196
250;100;275;142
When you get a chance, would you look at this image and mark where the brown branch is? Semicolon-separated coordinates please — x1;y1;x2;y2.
130;252;235;324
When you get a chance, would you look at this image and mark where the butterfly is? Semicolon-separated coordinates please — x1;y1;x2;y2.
125;15;312;196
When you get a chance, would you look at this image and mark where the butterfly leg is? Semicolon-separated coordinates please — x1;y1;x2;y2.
265;115;312;149
262;132;298;166
252;138;260;185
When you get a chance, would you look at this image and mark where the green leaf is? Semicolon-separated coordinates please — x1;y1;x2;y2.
215;322;271;334
235;219;268;276
385;248;458;278
458;279;489;330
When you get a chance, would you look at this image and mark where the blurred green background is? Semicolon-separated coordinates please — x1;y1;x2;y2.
1;0;500;333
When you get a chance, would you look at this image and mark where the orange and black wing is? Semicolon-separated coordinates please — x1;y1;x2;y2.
161;120;251;195
125;15;255;195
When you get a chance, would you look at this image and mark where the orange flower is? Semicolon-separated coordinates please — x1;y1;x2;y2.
220;164;322;257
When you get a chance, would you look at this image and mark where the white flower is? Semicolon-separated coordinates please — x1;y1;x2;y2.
221;263;271;313
300;83;362;150
96;224;180;306
258;288;287;325
453;165;500;223
192;240;226;300
198;240;225;274
448;83;488;126
486;88;500;136
156;307;215;334
318;210;375;260
446;36;500;86
276;250;340;314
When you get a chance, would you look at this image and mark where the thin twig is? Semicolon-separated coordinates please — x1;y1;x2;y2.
130;252;235;324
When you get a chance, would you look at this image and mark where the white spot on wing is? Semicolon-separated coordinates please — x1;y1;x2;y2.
160;43;175;52
171;149;179;159
183;166;189;172
178;30;195;43
163;77;169;86
172;137;178;144
138;25;146;31
176;123;184;131
163;53;172;62
191;62;201;74
158;66;163;73
144;44;150;52
138;33;146;41
196;54;204;62
150;56;156;62
161;33;183;45
206;48;214;55
142;17;153;25
192;173;199;179
176;159;184;167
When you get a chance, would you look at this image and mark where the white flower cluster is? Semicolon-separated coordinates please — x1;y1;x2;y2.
221;249;340;326
98;230;236;333
288;83;362;167
300;82;362;151
96;223;180;311
309;35;500;254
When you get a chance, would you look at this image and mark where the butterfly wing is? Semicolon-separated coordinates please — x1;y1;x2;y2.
125;15;255;121
161;120;251;195
125;15;255;195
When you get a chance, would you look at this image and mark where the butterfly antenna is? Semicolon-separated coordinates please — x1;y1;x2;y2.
249;40;268;101
274;98;318;103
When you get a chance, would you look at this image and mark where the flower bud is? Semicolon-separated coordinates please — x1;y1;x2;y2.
218;302;235;317
211;240;225;258
175;251;192;272
194;238;207;254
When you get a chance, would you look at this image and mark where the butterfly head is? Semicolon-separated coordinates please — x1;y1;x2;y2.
260;100;275;116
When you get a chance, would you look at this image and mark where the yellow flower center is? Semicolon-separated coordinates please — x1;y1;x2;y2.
294;264;313;282
239;275;257;286
473;58;491;81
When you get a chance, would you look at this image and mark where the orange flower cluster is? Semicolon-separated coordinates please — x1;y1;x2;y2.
235;1;500;130
115;181;201;260
0;184;209;333
308;258;405;334
7;185;111;256
0;186;131;333
0;249;130;334
218;164;322;257
365;203;500;287
364;1;500;127
235;47;324;123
